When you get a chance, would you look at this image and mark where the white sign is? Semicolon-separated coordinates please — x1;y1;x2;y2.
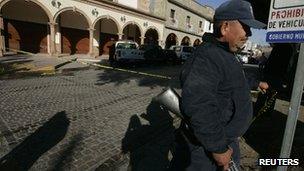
274;0;304;9
118;0;137;9
266;0;304;43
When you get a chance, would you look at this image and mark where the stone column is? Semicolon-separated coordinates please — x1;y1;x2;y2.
88;27;95;57
117;33;123;40
158;39;164;48
55;23;61;55
0;14;5;57
140;36;145;45
48;22;57;56
92;29;100;57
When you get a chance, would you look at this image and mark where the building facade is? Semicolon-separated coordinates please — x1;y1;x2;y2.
163;0;213;48
0;0;214;57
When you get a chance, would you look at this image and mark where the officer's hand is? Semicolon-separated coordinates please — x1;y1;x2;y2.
212;147;233;171
258;82;269;93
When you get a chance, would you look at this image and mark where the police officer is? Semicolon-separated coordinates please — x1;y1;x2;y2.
176;0;269;170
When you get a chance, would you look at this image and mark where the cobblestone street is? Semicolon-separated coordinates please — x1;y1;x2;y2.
0;66;180;171
0;64;304;171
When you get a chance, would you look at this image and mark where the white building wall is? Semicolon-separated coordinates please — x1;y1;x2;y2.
164;0;214;46
4;0;164;44
0;0;211;46
118;0;137;9
0;0;213;53
203;20;213;33
163;28;202;46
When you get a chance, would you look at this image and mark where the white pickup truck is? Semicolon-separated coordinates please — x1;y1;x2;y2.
114;41;144;63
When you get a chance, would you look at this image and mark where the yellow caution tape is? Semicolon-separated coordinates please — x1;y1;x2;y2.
80;61;172;80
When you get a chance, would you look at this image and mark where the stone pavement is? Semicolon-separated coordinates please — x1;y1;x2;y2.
0;61;183;171
0;55;304;171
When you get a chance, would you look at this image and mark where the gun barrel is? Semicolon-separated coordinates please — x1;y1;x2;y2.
153;88;183;119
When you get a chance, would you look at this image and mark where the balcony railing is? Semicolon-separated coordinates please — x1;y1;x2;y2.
198;28;204;34
186;23;193;32
169;17;178;27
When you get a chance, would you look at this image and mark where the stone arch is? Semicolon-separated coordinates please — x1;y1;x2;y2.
122;21;142;45
53;7;92;27
92;15;121;34
0;0;53;23
121;21;143;37
144;27;159;45
181;36;191;46
165;33;178;49
144;26;160;39
1;0;52;53
193;38;201;47
54;7;91;54
93;16;120;56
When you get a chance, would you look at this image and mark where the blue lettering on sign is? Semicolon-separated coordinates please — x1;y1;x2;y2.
266;30;304;43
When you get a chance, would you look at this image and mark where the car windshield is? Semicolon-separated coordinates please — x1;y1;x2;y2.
183;47;193;53
139;45;160;50
116;43;137;49
174;47;181;52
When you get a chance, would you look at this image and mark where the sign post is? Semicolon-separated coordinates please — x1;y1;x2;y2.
278;43;304;171
266;0;304;171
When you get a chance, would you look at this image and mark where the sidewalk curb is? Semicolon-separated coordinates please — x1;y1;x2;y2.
54;61;71;69
55;57;91;73
56;65;91;73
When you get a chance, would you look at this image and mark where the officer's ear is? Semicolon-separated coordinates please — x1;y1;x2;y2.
220;21;229;37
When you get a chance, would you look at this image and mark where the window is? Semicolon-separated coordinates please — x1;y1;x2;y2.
186;16;190;24
170;9;175;18
199;21;203;28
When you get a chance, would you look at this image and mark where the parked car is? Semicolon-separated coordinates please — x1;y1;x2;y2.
113;41;144;63
163;49;181;64
170;45;194;61
139;44;167;64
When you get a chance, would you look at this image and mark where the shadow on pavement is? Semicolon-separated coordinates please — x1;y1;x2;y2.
52;133;83;170
95;64;181;89
244;109;304;169
121;101;175;171
0;111;70;170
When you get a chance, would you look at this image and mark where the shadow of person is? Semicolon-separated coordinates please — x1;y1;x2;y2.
122;101;175;171
166;123;193;171
52;133;83;171
0;111;70;170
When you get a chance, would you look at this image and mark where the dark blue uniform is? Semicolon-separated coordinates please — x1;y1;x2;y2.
174;33;255;170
